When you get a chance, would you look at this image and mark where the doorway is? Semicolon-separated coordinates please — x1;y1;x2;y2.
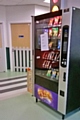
11;23;31;72
11;23;30;48
6;47;10;70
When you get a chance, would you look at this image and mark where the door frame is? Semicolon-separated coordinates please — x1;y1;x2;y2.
0;22;7;72
6;47;10;70
8;22;32;71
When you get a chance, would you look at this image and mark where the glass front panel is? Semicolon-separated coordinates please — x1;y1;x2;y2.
35;15;62;82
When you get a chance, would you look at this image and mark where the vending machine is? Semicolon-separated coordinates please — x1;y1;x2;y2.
32;7;80;119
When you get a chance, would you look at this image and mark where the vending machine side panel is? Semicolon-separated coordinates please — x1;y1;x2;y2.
58;8;73;115
32;16;35;96
66;8;80;114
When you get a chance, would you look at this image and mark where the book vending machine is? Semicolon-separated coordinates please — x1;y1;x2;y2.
32;7;80;119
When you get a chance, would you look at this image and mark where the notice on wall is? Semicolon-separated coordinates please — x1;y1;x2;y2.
40;33;49;51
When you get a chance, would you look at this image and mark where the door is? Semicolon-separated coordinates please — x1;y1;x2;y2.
11;23;31;71
11;23;30;48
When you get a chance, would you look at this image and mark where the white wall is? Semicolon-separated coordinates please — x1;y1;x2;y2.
61;0;80;9
0;6;6;22
0;6;7;72
6;5;35;23
0;6;7;47
61;0;68;9
67;0;80;8
35;5;50;16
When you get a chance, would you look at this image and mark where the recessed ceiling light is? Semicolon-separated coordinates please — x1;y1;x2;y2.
44;0;50;3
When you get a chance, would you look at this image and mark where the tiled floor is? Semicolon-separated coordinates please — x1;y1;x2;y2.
0;93;80;120
0;71;27;79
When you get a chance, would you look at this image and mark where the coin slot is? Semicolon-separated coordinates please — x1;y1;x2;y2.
63;72;66;82
60;90;65;97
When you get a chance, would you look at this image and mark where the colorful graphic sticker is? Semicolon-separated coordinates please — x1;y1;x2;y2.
35;84;58;110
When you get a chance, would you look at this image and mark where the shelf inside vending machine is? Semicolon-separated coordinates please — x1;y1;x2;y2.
35;69;59;83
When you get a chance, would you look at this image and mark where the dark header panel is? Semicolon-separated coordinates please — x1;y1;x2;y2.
35;75;58;93
35;10;62;21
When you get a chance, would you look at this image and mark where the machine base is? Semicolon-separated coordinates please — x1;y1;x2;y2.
36;98;38;103
62;115;65;120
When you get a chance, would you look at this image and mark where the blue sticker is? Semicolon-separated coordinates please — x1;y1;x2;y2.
19;35;24;38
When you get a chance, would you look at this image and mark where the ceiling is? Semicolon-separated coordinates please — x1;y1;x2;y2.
0;0;50;7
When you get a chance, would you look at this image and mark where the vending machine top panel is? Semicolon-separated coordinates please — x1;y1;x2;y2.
35;10;62;21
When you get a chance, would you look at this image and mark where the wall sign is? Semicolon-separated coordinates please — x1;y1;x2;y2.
50;0;61;12
18;35;24;38
53;0;58;3
52;5;59;12
50;0;68;11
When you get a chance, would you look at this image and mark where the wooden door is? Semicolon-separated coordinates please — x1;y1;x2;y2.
11;23;30;48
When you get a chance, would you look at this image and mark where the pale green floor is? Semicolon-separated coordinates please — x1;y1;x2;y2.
0;93;80;120
0;71;27;79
